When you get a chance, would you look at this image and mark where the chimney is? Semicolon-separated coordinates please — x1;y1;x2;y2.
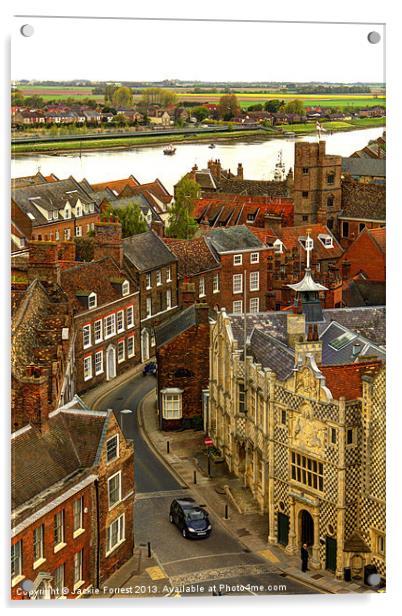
287;313;306;348
195;302;209;324
93;222;123;267
237;163;244;180
181;279;196;307
13;369;50;433
190;164;198;181
352;342;362;357
28;241;60;286
57;241;76;266
151;220;164;237
341;260;351;280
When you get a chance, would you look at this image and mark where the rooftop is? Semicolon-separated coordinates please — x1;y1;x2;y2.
123;230;177;272
206;225;265;254
163;236;220;277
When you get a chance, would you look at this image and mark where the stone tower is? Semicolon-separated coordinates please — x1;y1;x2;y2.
293;141;342;229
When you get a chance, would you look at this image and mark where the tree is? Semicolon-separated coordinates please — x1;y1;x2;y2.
284;99;305;115
191;106;209;122
140;87;177;107
104;84;118;104
247;103;263;112
264;99;283;113
112;86;133;108
218;94;240;120
102;203;147;237
167;177;199;239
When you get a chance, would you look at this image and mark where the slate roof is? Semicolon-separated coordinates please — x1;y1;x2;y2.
11;172;49;189
123;230;177;272
163;237;220;277
340;178;386;222
12;409;107;511
342;157;386;178
218;178;290;197
321;306;385;346
344;279;386;307
249;327;295;379
319;320;386;365
155;305;198;346
206;225;265;254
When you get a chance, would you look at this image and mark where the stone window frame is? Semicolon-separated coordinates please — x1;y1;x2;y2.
371;529;385;558
290;451;324;492
346;426;357;447
328;425;337;445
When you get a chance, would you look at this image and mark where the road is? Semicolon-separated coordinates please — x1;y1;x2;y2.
97;373;318;597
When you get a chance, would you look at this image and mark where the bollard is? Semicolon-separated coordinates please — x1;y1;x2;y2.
193;470;197;484
147;541;151;558
167;441;170;454
224;504;229;520
207;456;211;477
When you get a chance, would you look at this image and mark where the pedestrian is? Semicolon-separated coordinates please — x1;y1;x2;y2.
301;543;309;572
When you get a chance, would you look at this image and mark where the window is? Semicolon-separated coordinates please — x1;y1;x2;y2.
53;510;65;547
302;167;309;175
73;497;84;533
64;228;71;240
291;452;324;491
53;564;65;597
166;266;172;282
250;271;259;291
55;230;60;241
73;550;83;589
156;270;162;286
127;336;135;358
89;203;95;213
273;240;283;254
122;280;130;296
161;390;183;419
104;314;116;339
250;297;259;313
213;273;220;293
327;195;334;207
146;297;152;318
75;226;82;237
233;254;242;266
75;204;82;216
11;541;22;580
318;234;333;248
117;310;124;333
53;210;58;220
238;382;246;413
302;191;309;198
302;215;308;222
106;434;119;462
377;534;385;556
151;333;156;347
281;409;287;425
82;324;91;349
329;427;337;444
126;306;134;328
117;340;125;363
108;472;122;508
233;300;243;314
107;514;125;555
327;173;335;185
146;273;152;289
359;223;366;232
342;221;349;238
166;288;172;309
250;252;259;264
94;319;103;343
233;273;243;294
346;427;356;446
88;292;97;309
84;356;92;381
33;525;44;564
199;277;205;297
95;350;103;375
64;205;71;219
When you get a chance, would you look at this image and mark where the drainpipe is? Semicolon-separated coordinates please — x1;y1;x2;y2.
94;479;101;589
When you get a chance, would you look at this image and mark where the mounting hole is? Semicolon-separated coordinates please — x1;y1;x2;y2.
20;24;34;37
367;31;381;44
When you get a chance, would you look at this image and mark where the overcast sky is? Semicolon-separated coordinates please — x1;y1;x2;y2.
12;17;385;83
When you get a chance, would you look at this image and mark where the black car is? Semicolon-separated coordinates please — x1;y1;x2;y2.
143;362;157;377
169;498;212;539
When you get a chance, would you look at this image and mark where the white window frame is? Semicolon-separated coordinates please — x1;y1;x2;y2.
53;564;65;598
106;434;119;463
108;471;122;510
161;389;183;419
117;310;125;333
250;271;260;291
233;254;242;266
156;270;162;286
126;306;134;328
33;524;44;566
233;273;243;294
104;314;116;339
250;297;260;313
250;252;259;263
64;205;71;219
117;340;125;363
233;300;243;314
75;225;82;237
146;297;152;318
64;228;71;240
213;273;220;293
82;324;91;349
166;266;172;282
122;280;130;296
83;355;92;381
94;319;103;343
55;230;60;241
89;203;95;213
88;292;97;309
94;350;104;375
127;336;135;358
146;273;152;289
73;497;84;536
166;288;172;310
199;276;205;297
73;550;84;590
11;541;23;582
53;510;65;550
106;514;125;556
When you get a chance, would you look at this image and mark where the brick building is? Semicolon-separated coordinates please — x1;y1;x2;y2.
293;141;342;229
11;404;134;599
155;304;210;430
338;227;386;282
12;177;101;243
338;176;386;247
60;224;140;394
123;231;179;361
163;236;221;309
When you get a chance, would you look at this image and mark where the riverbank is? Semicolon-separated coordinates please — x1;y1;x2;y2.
11;117;384;156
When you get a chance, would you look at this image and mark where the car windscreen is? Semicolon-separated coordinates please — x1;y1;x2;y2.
186;510;206;521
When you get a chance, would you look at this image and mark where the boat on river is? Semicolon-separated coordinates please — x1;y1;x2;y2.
163;144;176;155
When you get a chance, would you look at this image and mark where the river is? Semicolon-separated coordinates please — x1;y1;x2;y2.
12;127;384;194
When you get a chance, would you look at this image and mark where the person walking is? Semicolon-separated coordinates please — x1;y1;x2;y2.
301;543;309;572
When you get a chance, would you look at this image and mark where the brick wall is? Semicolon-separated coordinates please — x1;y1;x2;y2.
93;222;123;267
338;230;385;280
178;269;221;310
30;213;100;242
137;262;179;327
219;250;268;314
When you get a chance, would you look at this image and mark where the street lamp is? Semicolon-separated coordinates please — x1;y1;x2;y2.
119;409;133;435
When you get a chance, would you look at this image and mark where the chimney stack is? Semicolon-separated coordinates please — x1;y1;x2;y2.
93;222;123;267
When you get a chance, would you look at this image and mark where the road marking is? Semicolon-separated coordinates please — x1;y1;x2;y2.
162;551;256;566
145;566;167;581
258;549;280;563
135;489;190;500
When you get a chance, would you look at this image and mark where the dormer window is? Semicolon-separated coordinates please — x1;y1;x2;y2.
318;234;333;248
53;211;58;220
88;292;97;309
273;239;284;254
89;203;95;213
64;205;71;219
47;212;53;221
299;237;314;251
122;280;130;296
75;204;82;217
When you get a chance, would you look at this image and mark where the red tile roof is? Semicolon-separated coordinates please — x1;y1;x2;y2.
279;224;343;260
163;237;219;277
91;176;140;193
123;180;172;205
368;227;386;253
194;195;294;227
321;360;383;400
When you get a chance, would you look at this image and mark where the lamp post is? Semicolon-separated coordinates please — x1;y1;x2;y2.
119;409;133;436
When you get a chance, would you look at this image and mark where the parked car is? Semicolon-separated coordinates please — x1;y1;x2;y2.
143;362;157;377
169;498;212;539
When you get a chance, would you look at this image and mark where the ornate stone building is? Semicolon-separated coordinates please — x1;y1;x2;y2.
208;256;386;579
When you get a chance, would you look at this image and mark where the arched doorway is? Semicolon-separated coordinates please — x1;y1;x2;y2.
141;329;150;362
106;345;116;381
300;509;314;547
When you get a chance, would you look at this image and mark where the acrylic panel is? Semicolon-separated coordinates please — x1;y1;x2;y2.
11;15;385;600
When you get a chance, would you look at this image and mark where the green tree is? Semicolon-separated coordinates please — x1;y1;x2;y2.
102;203;147;237
264;99;283;113
167;177;199;239
218;94;240;120
191;106;209;122
104;84;118;104
112;86;133;108
284;99;305;115
140;87;177;107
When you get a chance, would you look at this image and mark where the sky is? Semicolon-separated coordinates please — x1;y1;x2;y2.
11;17;385;83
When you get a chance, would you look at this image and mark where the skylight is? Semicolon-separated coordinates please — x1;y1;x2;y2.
329;331;357;351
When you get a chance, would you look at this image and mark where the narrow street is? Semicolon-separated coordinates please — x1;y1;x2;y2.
96;373;318;596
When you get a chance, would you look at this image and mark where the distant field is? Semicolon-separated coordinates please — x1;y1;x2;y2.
16;86;385;109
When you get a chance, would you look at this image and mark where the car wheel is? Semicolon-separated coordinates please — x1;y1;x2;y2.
182;528;187;539
169;514;174;523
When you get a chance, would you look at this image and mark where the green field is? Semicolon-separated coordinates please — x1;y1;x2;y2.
277;117;385;134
